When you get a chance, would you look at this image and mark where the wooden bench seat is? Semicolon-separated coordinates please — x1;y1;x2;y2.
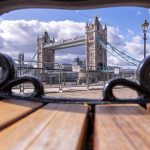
146;103;150;112
94;104;150;150
0;102;88;150
0;99;150;150
0;99;42;130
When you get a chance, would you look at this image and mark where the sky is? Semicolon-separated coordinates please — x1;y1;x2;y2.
0;7;150;66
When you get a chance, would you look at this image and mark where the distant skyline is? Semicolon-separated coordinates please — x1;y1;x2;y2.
0;7;150;66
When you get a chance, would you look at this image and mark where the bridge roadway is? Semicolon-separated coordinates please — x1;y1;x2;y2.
44;36;85;50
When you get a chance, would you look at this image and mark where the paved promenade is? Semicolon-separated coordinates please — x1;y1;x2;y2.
13;85;138;99
47;87;137;99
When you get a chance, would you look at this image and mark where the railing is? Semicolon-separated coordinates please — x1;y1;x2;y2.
0;53;149;105
15;65;137;93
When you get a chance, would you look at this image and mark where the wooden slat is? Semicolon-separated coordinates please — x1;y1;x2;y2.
0;104;88;150
94;104;150;150
146;103;150;112
0;99;42;130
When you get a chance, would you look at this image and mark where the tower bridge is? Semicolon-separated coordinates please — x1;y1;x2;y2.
37;16;107;71
37;16;140;73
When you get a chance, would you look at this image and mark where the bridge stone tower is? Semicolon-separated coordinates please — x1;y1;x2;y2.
85;16;107;71
37;31;55;69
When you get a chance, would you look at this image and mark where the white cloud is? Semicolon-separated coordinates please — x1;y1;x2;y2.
132;35;142;43
127;29;134;36
107;55;121;66
0;19;85;62
137;10;142;15
107;26;125;49
0;19;147;67
107;26;147;64
124;35;150;60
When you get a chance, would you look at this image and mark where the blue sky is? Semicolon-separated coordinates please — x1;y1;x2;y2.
0;7;150;66
2;7;149;33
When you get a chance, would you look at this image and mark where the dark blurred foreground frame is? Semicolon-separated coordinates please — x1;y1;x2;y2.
0;0;150;15
0;0;150;106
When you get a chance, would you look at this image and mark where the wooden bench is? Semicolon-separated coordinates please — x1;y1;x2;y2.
0;99;88;150
0;99;43;130
146;103;150;112
94;104;150;150
0;99;149;150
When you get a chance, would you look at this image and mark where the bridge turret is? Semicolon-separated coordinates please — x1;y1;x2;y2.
85;16;107;71
94;16;102;30
104;24;107;30
86;22;88;27
94;16;99;25
52;35;55;43
104;24;107;43
43;31;51;44
37;31;55;70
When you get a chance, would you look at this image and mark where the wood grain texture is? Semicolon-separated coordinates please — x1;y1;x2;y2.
0;99;42;130
0;104;88;150
146;103;150;112
94;104;150;150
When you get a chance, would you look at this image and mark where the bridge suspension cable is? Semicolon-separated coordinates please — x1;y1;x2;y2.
97;39;140;66
27;52;37;66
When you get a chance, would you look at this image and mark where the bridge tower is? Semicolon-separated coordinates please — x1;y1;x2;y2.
37;31;55;69
85;16;107;71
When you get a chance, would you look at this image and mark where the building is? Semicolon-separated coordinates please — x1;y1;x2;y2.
61;63;72;71
37;31;55;69
85;16;107;71
72;57;86;72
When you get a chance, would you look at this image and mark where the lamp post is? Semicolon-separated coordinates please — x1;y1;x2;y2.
142;19;149;59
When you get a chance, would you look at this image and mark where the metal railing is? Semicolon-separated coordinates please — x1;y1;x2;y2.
15;64;137;93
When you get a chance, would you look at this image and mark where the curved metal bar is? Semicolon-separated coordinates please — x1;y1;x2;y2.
103;55;150;104
103;77;146;102
0;52;149;105
0;53;16;88
0;53;44;99
2;76;44;98
136;55;150;93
